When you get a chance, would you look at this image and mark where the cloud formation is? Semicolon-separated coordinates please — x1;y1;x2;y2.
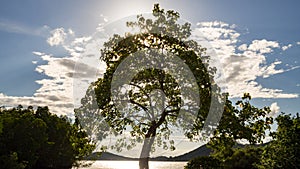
0;20;299;116
1;24;106;115
247;39;279;54
47;28;68;46
192;21;298;98
270;102;280;116
282;44;292;51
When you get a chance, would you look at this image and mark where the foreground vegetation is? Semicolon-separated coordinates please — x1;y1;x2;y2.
0;106;94;169
185;100;300;169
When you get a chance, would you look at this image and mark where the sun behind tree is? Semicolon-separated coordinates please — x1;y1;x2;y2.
76;4;224;169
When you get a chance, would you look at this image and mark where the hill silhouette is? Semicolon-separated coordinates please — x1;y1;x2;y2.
85;142;269;161
85;144;212;161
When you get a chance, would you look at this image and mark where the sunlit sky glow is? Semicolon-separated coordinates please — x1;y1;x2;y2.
1;0;300;156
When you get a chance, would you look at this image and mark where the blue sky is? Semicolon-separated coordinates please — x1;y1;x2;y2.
0;0;300;156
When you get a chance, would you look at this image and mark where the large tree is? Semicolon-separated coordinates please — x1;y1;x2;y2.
76;4;224;169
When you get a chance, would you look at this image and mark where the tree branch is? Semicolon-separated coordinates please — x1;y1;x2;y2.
129;82;155;119
129;99;152;120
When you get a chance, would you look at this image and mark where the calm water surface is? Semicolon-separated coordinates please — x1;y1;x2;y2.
79;161;187;169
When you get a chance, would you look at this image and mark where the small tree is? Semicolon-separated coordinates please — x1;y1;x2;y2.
76;4;224;169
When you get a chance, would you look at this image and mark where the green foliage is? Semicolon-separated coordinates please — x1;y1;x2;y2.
0;106;48;169
76;3;223;169
0;152;26;169
100;2;214;147
208;93;272;161
0;116;3;134
184;156;221;169
224;147;262;169
185;96;300;169
185;94;273;169
0;106;94;169
257;113;300;169
185;146;262;169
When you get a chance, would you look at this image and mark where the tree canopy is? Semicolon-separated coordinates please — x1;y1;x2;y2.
0;106;94;169
76;4;224;169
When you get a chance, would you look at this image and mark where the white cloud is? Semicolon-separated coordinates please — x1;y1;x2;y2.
31;48;104;114
68;29;75;35
0;25;107;115
261;61;284;78
0;93;6;97
247;39;279;54
0;52;77;116
73;37;92;44
197;21;230;28
238;44;248;51
32;51;45;56
0;95;74;116
282;44;292;51
297;42;300;45
269;102;280;116
47;28;68;46
1;19;299;116
192;22;298;98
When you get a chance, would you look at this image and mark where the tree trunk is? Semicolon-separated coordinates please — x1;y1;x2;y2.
139;157;150;169
139;107;167;169
139;130;155;169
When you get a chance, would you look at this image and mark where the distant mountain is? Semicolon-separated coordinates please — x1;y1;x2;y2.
171;144;212;161
85;144;212;161
85;143;267;161
85;152;137;161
